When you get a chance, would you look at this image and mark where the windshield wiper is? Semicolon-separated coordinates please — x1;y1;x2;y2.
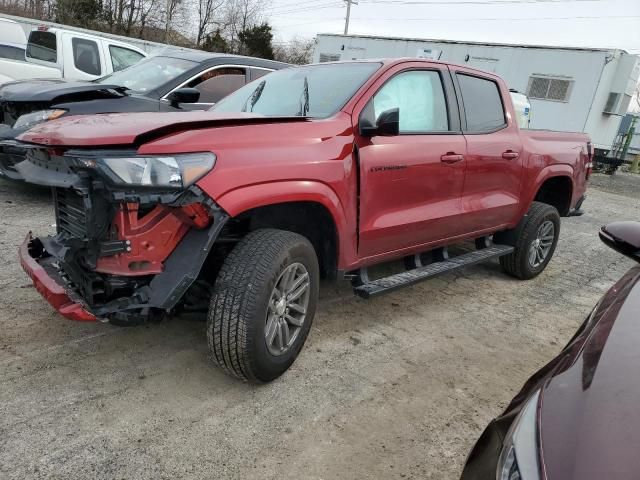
296;76;309;117
241;80;266;112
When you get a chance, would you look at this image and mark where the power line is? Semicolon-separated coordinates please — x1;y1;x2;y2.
361;0;605;4
268;5;344;16
268;2;344;15
266;0;329;12
349;14;640;20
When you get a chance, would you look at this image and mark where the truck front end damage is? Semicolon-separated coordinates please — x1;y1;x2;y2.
17;145;228;324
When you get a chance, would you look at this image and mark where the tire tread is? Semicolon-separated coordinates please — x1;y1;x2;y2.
207;229;314;382
500;201;560;280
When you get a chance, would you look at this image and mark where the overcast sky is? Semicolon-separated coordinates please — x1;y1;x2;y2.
266;0;640;52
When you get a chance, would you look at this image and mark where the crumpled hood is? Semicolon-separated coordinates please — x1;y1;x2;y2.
0;79;125;103
539;265;640;480
17;111;309;148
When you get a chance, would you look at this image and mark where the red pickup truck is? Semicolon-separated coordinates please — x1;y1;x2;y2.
16;59;590;382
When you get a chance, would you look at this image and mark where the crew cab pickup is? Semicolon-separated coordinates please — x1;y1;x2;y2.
0;24;146;85
15;59;590;383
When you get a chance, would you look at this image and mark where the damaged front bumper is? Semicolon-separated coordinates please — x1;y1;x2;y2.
17;146;229;324
0;132;30;182
20;232;97;321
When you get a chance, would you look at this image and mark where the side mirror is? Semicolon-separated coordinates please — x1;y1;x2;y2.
167;88;200;106
360;108;400;137
599;221;640;263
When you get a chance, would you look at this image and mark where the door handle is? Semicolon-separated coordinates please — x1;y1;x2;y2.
440;153;464;164
502;150;520;160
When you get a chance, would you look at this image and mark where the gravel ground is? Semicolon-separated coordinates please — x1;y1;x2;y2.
0;173;638;480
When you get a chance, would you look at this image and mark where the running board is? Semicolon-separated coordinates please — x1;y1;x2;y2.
353;244;514;299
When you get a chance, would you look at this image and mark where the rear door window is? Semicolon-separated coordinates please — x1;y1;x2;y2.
109;45;144;72
456;73;506;132
72;37;101;75
26;31;57;63
186;67;247;104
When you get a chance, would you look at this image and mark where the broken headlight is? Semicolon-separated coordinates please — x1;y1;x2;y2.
14;109;66;129
496;390;541;480
98;152;216;188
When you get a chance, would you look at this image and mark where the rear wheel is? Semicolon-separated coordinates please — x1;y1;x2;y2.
207;229;319;383
499;201;561;280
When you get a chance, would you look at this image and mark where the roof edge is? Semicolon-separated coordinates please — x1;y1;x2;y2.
316;33;629;54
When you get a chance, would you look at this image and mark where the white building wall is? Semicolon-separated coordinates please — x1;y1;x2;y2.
314;34;639;150
584;54;640;150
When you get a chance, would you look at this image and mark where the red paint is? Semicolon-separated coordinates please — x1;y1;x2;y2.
19;233;96;321
96;203;211;276
20;59;589;275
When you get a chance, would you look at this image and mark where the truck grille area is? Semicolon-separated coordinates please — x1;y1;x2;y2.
54;188;89;239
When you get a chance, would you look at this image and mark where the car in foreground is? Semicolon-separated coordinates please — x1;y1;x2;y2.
16;59;589;382
461;221;640;480
0;51;287;180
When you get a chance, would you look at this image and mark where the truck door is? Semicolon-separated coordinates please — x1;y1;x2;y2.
354;62;467;258
451;68;524;232
61;33;106;80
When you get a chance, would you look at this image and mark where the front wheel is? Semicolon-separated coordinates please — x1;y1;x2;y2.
499;201;561;280
207;229;319;383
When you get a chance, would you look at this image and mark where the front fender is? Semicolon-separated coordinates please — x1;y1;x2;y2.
215;180;355;268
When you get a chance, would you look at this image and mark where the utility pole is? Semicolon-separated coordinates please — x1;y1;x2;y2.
344;0;358;35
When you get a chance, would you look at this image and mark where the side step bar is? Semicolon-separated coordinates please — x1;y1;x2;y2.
353;244;514;299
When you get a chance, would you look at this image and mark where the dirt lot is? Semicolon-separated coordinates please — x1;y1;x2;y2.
0;173;638;480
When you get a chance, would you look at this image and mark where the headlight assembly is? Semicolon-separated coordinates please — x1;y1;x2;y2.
98;152;216;188
14;109;66;129
497;390;541;480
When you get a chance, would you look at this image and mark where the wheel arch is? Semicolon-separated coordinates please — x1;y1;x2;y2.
216;181;347;278
528;166;574;217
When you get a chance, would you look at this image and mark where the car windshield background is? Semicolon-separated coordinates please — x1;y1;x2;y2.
97;56;197;93
211;62;382;118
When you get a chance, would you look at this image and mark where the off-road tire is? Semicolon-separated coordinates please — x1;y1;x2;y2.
207;229;319;383
499;201;561;280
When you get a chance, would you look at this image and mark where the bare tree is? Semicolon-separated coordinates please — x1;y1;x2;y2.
223;0;267;53
195;0;224;47
164;0;183;41
274;37;314;65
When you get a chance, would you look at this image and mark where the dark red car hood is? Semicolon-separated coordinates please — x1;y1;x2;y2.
540;265;640;480
17;111;308;147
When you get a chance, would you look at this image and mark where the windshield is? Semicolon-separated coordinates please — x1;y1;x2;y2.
211;62;381;118
97;56;197;93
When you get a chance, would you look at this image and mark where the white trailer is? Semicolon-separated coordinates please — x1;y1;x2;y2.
313;33;640;153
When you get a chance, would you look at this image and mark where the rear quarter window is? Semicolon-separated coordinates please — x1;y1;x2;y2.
456;73;506;133
26;31;57;63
